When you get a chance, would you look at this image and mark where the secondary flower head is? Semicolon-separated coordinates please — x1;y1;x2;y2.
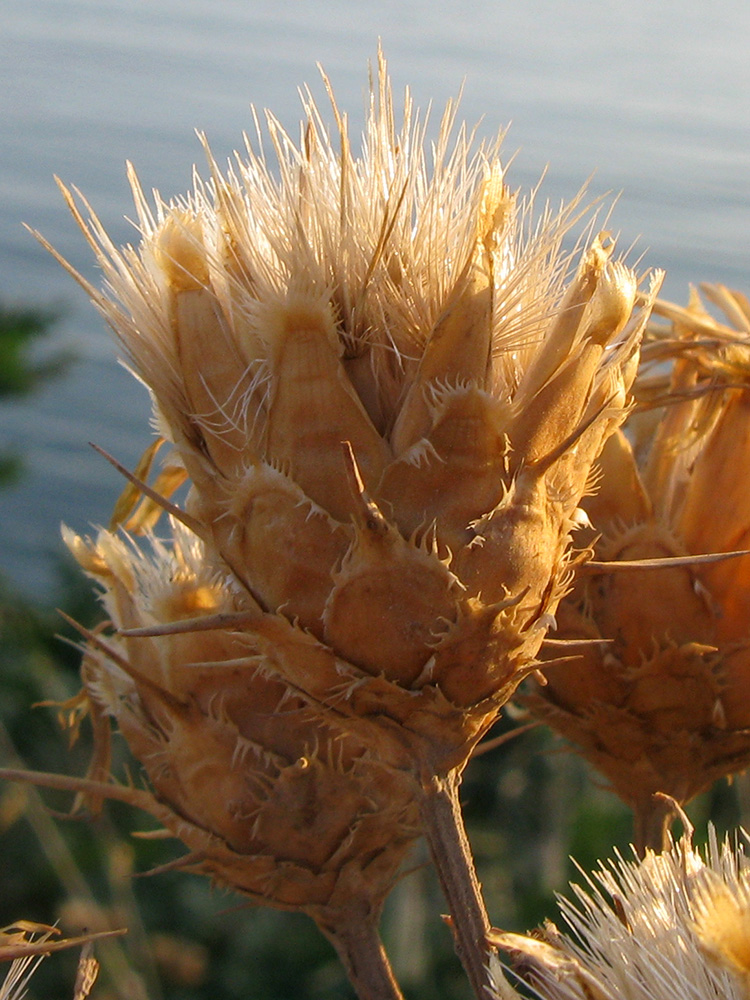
527;285;750;851
493;824;750;1000
63;521;420;921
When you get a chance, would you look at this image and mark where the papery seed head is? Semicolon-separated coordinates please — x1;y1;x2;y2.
500;829;750;1000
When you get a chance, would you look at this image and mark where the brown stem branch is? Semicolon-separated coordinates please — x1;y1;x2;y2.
317;909;404;1000
633;794;677;856
419;769;496;1000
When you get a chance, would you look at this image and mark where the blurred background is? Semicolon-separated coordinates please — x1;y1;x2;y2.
1;1;749;997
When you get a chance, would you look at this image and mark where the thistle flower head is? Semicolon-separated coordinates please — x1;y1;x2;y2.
527;285;750;842
21;53;669;1000
493;826;750;1000
46;54;658;788
62;520;420;920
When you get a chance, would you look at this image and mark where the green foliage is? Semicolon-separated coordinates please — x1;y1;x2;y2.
0;305;69;397
0;303;72;488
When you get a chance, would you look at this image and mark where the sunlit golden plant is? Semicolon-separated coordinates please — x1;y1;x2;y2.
527;285;750;854
15;53;661;998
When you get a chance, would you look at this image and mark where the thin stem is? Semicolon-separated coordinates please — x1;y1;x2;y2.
317;908;404;1000
419;768;495;1000
633;795;676;856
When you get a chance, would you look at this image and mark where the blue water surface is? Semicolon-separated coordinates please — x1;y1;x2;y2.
1;0;748;596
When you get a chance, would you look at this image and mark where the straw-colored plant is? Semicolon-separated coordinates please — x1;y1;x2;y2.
2;53;662;999
0;921;123;1000
527;285;750;854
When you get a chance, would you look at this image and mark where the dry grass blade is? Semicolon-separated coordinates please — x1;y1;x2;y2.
0;923;123;1000
0;925;126;963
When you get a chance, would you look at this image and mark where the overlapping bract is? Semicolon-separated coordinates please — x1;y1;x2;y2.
528;286;750;828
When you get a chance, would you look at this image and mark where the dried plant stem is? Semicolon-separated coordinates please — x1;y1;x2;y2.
317;911;404;1000
633;795;677;856
0;737;156;1000
419;770;495;1000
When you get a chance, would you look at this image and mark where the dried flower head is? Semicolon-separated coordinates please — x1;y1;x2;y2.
63;522;420;913
29;52;660;996
527;285;750;852
42;58;657;776
55;519;419;997
491;825;750;1000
